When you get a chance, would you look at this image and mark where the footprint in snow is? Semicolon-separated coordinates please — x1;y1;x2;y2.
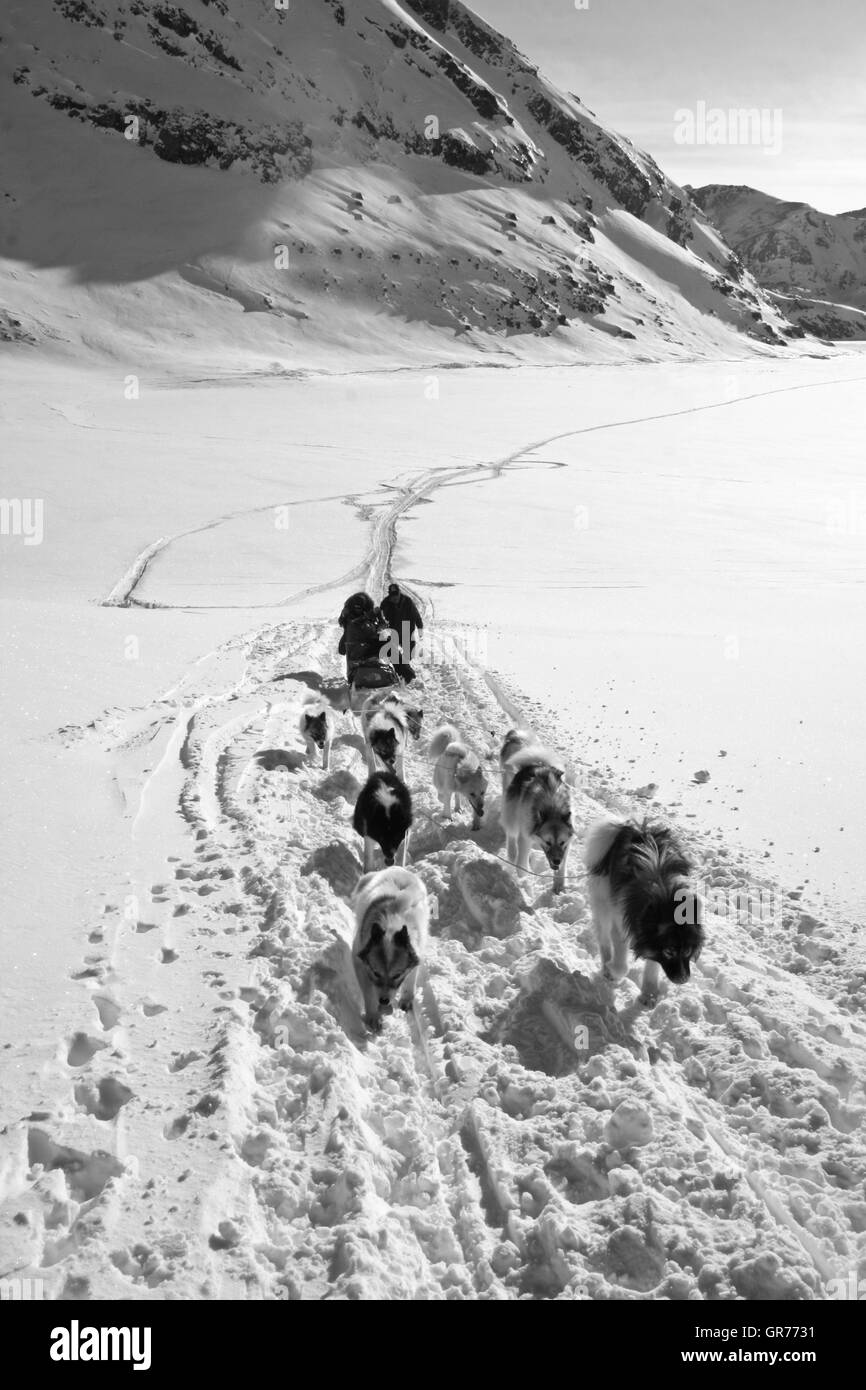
92;994;121;1031
168;1050;202;1073
66;1032;108;1067
163;1114;189;1141
28;1129;124;1200
70;964;103;981
74;1077;134;1121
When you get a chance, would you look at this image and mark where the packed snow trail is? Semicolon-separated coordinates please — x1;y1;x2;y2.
101;370;866;612
3;620;864;1300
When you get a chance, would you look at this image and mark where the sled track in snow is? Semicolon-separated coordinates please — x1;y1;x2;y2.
20;615;866;1299
99;371;866;613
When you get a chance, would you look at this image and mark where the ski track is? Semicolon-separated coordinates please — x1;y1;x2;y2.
4;617;865;1301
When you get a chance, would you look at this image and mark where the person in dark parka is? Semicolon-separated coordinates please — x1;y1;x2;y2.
380;583;423;682
337;592;390;682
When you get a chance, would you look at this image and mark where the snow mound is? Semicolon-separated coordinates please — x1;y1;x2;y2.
455;853;527;938
604;1102;654;1152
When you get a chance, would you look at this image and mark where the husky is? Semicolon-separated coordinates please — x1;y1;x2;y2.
361;700;408;778
584;816;705;1007
299;697;333;769
501;756;573;893
352;866;429;1032
353;773;413;872
499;728;564;795
428;724;488;830
318;677;352;715
362;690;424;742
283;671;352;714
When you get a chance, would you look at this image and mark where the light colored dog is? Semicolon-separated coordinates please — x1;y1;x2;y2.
361;700;408;779
299;696;333;769
362;690;424;742
428;723;488;830
352;866;429;1032
500;752;573;893
499;727;564;795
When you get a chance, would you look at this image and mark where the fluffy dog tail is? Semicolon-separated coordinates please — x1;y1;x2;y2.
506;743;564;778
500;727;531;757
301;691;327;711
583;815;629;873
353;866;428;924
427;723;462;760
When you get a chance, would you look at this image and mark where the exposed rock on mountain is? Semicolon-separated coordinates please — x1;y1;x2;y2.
0;0;799;367
688;184;866;340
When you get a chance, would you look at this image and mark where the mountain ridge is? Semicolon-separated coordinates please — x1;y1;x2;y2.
0;0;805;368
688;182;866;340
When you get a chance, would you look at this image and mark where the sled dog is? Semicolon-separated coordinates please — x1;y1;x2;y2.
352;866;429;1032
583;816;705;1006
361;700;408;778
284;671;351;714
353;773;413;873
499;728;564;795
428;724;488;830
362;690;424;742
299;697;333;769
501;755;573;893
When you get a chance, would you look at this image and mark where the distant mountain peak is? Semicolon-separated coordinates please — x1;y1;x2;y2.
689;183;866;340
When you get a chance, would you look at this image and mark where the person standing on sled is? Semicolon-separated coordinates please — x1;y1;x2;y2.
337;592;393;688
381;583;423;683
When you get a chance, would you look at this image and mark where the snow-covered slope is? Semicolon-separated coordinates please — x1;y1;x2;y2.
0;0;799;369
688;185;866;341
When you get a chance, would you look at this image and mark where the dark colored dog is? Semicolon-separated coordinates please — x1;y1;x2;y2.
353;773;413;872
584;816;705;1006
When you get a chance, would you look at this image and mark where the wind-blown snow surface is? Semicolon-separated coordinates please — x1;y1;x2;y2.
2;355;866;1301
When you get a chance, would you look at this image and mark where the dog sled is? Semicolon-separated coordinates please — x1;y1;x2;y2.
347;658;401;712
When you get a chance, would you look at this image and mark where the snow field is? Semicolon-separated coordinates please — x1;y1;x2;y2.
3;617;864;1300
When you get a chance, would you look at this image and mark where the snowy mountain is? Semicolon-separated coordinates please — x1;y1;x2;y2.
0;0;801;370
687;184;866;341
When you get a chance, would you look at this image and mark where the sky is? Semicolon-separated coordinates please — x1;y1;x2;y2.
471;0;865;213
